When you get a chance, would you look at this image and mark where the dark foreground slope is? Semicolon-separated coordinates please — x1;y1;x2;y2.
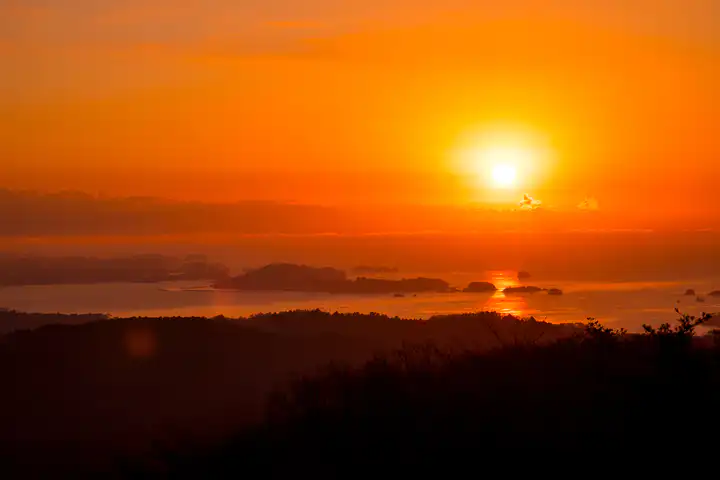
5;309;719;477
162;314;720;477
0;310;575;476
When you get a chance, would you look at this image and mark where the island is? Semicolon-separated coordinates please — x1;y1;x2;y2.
547;288;564;296
518;271;532;280
684;289;696;296
214;264;451;294
463;282;498;293
503;286;545;294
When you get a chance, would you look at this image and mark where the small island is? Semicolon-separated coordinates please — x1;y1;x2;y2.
518;271;532;280
684;289;696;296
547;288;564;296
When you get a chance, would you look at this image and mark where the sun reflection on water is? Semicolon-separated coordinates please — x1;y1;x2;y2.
482;270;529;318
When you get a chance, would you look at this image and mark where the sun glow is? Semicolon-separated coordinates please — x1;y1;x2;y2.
491;164;517;188
477;145;535;190
452;126;554;197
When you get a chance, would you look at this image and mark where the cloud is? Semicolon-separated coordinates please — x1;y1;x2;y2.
518;193;542;211
578;196;600;211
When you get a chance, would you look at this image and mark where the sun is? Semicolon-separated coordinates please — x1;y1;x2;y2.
452;125;554;196
480;146;530;189
491;164;517;188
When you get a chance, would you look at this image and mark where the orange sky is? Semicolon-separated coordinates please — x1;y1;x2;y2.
2;1;719;215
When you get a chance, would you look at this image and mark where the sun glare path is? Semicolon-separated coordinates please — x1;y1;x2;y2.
483;271;527;317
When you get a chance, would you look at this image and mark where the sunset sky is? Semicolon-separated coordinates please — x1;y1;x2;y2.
2;1;718;217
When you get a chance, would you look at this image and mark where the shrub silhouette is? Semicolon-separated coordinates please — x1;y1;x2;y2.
642;308;712;338
583;316;628;340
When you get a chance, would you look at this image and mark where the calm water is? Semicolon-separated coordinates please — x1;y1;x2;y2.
1;271;718;333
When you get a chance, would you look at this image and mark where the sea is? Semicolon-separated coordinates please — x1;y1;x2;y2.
1;271;718;334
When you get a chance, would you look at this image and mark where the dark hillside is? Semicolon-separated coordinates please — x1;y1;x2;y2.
0;310;576;475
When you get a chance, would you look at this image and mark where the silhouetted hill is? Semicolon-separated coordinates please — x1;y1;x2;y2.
241;310;577;349
163;312;720;476
0;254;229;286
0;309;577;475
0;309;109;334
4;308;719;475
215;264;451;293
